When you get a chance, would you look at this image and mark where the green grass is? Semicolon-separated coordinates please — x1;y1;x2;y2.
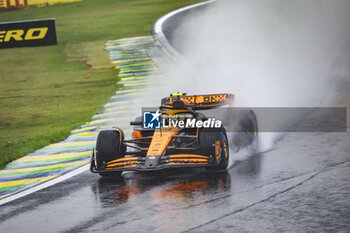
0;0;201;169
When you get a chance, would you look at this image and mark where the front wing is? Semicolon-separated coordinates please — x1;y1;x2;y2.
90;153;216;173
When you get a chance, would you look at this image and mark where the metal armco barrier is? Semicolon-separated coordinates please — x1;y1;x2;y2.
0;19;57;49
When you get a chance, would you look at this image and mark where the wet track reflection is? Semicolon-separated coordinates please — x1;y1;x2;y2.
85;154;263;232
0;153;264;233
92;169;233;208
91;151;262;207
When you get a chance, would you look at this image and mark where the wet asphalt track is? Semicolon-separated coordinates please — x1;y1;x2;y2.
1;3;350;233
0;127;349;233
0;108;349;233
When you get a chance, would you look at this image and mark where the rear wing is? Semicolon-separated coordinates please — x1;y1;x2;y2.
161;93;234;110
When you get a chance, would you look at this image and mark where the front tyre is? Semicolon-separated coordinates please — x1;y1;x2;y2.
199;127;229;170
95;129;125;177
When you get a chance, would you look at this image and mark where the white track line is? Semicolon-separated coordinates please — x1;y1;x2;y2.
153;0;215;59
0;164;90;206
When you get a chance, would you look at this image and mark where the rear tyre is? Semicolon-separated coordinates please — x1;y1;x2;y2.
95;129;125;177
199;127;229;170
223;109;258;153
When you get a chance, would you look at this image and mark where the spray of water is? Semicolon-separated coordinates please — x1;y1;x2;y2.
152;0;350;164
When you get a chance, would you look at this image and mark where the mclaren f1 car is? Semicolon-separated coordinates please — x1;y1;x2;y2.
90;93;258;177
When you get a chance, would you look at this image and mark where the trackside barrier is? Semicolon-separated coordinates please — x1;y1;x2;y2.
0;19;57;49
0;0;81;9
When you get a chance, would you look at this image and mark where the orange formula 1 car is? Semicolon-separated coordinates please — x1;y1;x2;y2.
90;93;257;177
